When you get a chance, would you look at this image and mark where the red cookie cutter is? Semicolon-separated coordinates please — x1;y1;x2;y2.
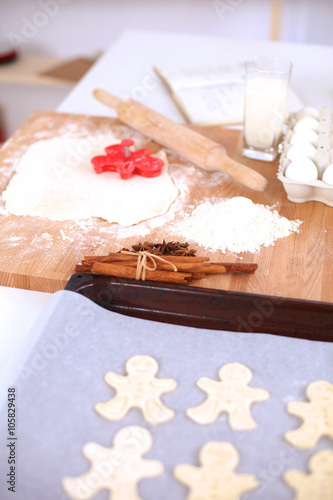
91;139;164;180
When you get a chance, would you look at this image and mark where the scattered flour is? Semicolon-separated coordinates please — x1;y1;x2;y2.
60;229;74;242
176;197;302;253
0;203;8;216
30;232;53;249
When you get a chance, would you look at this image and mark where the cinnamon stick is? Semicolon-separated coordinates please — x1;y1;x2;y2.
83;253;210;263
92;262;193;284
152;255;210;263
191;273;207;280
75;263;93;273
78;258;258;275
118;261;258;274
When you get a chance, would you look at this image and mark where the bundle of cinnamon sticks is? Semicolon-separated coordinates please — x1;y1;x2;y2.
75;248;258;285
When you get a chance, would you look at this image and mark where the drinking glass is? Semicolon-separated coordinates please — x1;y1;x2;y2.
242;56;292;161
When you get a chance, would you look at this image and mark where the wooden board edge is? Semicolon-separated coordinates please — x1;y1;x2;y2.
0;270;67;293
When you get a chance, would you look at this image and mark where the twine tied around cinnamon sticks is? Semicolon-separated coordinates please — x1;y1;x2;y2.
120;250;178;281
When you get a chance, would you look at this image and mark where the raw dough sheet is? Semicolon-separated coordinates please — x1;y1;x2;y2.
2;136;179;226
0;291;332;500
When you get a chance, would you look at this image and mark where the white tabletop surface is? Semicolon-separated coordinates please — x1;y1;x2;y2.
0;286;51;380
59;29;333;117
2;29;333;367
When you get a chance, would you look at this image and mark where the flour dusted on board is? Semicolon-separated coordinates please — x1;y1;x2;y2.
176;197;302;254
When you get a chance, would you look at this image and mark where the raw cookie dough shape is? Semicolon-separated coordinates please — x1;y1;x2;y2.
174;441;259;500
186;362;269;429
283;449;333;500
95;355;177;424
285;380;333;449
62;425;163;500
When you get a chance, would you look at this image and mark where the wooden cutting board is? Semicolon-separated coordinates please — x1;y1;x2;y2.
0;111;332;302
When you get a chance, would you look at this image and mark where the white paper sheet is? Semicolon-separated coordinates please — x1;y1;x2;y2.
0;290;332;500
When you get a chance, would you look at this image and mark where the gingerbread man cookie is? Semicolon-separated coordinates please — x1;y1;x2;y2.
174;441;259;500
62;426;163;500
284;449;333;500
95;355;177;424
187;362;269;429
285;380;333;448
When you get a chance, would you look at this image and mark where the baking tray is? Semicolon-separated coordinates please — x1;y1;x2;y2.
2;289;333;500
65;273;333;342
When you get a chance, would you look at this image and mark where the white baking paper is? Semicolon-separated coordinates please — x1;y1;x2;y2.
0;290;332;500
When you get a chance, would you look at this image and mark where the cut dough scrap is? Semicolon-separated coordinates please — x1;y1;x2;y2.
2;136;179;226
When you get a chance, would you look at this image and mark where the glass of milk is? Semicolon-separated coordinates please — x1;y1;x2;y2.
242;56;292;161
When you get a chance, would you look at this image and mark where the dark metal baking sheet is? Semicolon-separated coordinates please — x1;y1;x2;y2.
65;273;333;342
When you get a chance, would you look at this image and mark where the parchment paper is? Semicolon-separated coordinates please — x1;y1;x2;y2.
1;290;332;500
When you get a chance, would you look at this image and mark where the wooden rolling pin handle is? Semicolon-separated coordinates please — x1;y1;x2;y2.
93;89;268;192
94;89;122;109
205;146;268;192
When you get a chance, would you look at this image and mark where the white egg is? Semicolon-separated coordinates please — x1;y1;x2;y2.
303;107;319;118
289;129;318;145
285;158;318;182
294;117;319;132
286;143;317;161
294;107;319;122
322;164;333;186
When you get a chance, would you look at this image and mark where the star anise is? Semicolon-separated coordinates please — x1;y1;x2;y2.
121;240;196;256
154;240;179;255
174;247;196;257
131;242;155;253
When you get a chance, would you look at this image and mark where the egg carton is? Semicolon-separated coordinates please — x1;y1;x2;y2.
278;106;333;206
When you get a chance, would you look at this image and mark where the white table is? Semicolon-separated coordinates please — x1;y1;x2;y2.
2;30;333;365
0;286;50;388
59;30;333;117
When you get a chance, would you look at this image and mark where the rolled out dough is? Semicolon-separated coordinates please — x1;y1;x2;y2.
2;135;179;227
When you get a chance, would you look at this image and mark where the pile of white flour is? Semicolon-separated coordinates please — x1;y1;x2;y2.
176;197;302;253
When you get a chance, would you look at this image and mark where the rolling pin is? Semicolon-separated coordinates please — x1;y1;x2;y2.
93;88;268;192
